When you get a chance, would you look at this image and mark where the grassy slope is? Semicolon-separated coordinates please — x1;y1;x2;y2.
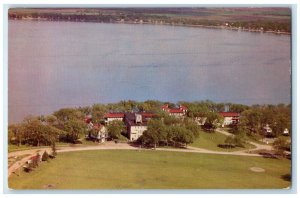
9;150;291;189
190;131;255;152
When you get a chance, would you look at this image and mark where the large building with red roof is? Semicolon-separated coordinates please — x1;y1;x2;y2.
104;113;125;123
161;104;188;118
124;113;150;141
103;112;156;141
219;112;240;126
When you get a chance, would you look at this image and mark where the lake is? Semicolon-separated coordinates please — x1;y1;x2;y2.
8;20;291;123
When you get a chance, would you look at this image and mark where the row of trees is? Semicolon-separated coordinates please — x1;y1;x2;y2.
236;104;291;137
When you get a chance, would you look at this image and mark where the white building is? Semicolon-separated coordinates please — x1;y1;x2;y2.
219;112;240;127
97;125;107;143
194;117;207;126
104;113;125;123
124;112;154;141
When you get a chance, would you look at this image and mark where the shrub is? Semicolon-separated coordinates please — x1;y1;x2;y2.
42;151;49;161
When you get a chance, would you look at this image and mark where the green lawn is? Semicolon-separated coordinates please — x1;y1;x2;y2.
8;150;291;189
8;142;70;153
190;131;255;152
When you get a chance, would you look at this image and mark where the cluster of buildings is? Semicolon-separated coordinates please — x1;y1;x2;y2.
85;104;241;142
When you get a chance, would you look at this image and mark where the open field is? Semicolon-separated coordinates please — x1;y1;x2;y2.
190;131;256;152
8;150;291;189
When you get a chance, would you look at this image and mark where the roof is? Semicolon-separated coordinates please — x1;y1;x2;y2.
140;112;156;118
124;113;149;127
179;105;188;110
104;113;125;118
169;109;185;113
219;112;240;117
161;104;188;114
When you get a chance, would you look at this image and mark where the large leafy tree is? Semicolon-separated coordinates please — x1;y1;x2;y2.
92;104;107;123
61;119;86;143
106;120;125;140
54;108;84;122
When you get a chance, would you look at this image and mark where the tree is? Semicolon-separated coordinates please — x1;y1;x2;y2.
42;151;49;161
106;120;125;140
45;115;58;126
273;137;291;155
138;129;160;148
224;136;237;148
54;108;84;122
51;141;57;156
61;119;86;143
8;124;25;146
203;112;223;131
170;125;195;147
92;104;107;123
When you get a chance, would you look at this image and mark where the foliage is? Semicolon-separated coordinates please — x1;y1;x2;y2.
54;108;84;122
51;142;57;157
9;117;61;147
59;119;86;143
223;135;245;148
273;137;291;155
237;104;291;138
203;112;223;131
106;120;126;140
138;114;199;147
91;104;107;123
42;151;49;161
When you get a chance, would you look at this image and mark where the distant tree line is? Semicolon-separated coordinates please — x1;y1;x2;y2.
8;8;291;33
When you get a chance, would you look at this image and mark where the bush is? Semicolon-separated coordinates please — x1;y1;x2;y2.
42;151;49;161
51;142;57;156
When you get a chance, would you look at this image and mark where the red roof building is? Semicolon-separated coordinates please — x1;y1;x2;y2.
219;112;240;126
104;113;125;123
161;104;188;117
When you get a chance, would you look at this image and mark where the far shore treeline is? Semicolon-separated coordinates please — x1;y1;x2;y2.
8;8;291;33
8;100;291;150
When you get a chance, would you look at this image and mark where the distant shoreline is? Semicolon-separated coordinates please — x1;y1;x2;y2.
9;18;291;36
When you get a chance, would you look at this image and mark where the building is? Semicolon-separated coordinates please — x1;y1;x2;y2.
219;112;240;127
124;112;154;141
263;124;273;137
161;104;188;118
104;113;125;123
96;124;107;143
194;117;207;126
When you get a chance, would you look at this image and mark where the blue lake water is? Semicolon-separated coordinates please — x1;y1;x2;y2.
8;20;291;123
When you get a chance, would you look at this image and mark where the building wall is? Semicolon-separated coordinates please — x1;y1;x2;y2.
106;117;123;123
129;125;148;141
223;117;233;126
222;116;239;126
170;112;184;118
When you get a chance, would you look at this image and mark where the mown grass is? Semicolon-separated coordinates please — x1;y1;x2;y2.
190;131;255;152
8;142;70;153
8;150;291;189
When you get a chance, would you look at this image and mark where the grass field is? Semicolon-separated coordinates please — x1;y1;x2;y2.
8;142;71;153
8;150;291;189
190;131;256;152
